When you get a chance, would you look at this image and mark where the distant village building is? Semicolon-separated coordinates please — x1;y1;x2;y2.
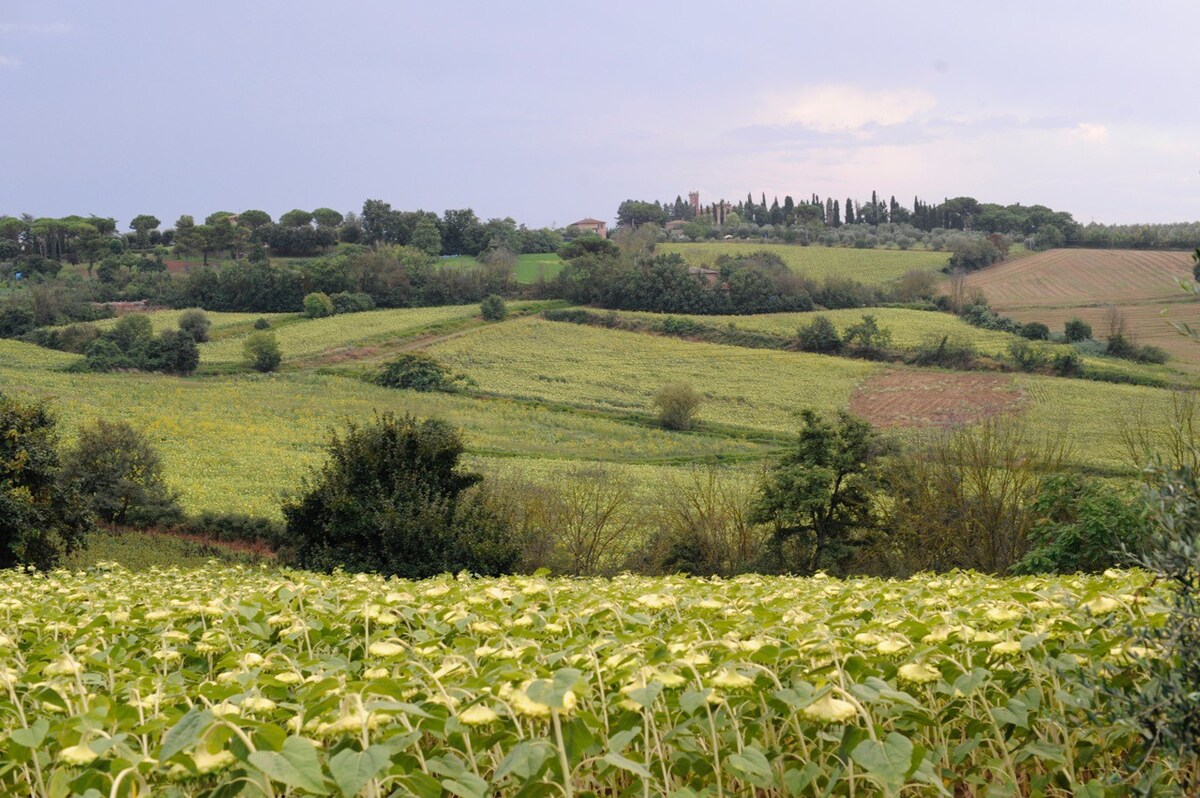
688;191;733;226
568;218;607;239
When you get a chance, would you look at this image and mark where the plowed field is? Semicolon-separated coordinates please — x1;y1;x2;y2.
962;248;1200;372
961;248;1193;308
850;371;1026;428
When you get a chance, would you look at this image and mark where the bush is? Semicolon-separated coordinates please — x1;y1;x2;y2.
1136;344;1170;364
653;382;703;430
244;331;282;372
156;329;200;375
0;394;93;569
253;317;271;330
374;353;457;392
480;294;508;321
1021;321;1051;341
843;314;893;355
174;512;286;549
303;292;334;319
912;334;977;369
1064;318;1093;342
330;292;375;315
283;413;518;578
178;309;211;342
1009;340;1049;371
1011;475;1149;574
1052;350;1083;377
796;315;843;354
61;419;183;526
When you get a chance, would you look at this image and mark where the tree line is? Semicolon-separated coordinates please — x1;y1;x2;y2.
622;191;1200;250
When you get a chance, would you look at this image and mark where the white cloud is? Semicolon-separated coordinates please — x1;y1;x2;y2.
758;85;937;132
1071;122;1109;143
0;55;20;68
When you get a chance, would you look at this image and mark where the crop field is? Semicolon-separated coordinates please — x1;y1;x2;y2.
90;310;286;335
602;308;1187;385
612;308;1021;355
0;565;1173;796
0;343;772;516
661;243;950;285
961;248;1194;309
961;248;1200;371
427;318;880;430
442;253;565;283
198;305;492;366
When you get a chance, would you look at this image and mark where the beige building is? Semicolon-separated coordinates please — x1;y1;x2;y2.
568;217;607;238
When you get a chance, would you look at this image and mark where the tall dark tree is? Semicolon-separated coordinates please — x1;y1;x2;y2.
752;410;887;575
0;394;93;570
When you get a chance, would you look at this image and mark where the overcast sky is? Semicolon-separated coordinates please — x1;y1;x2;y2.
2;1;1197;230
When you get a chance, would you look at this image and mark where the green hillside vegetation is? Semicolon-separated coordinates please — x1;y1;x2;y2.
1;339;772;516
662;242;951;284
442;252;565;282
426;317;879;427
600;307;1188;385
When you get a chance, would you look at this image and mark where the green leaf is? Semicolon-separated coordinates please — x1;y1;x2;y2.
248;736;332;794
726;746;773;788
10;718;49;749
442;773;490;798
160;708;213;762
602;751;652;779
625;683;662;709
851;732;914;790
495;740;554;781
328;746;390;797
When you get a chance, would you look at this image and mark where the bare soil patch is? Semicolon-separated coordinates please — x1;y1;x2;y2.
850;370;1026;428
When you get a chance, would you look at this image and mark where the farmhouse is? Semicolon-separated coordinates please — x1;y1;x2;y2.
568;217;607;238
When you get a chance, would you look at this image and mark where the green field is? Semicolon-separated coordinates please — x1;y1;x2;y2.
427;317;880;429
197;304;492;365
442;252;565;283
0;565;1176;795
603;307;1187;385
612;307;1020;354
91;309;285;335
661;242;951;284
1;339;774;516
6;300;1192;519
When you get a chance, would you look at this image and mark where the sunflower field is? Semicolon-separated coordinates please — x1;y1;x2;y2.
0;565;1177;796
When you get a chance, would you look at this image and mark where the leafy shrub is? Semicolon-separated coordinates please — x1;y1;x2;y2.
0;394;93;569
1021;321;1051;341
1113;462;1200;785
1135;344;1170;364
480;294;508;321
174;512;286;549
253;317;271;330
177;309;211;342
1011;475;1149;574
374;353;458;392
1052;350;1083;377
1065;318;1093;342
243;331;282;372
912;334;977;369
1009;340;1049;371
330;291;375;315
796;315;842;354
61;419;183;527
283;413;518;578
843;314;893;355
653;382;703;430
155;329;200;375
303;292;334;319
